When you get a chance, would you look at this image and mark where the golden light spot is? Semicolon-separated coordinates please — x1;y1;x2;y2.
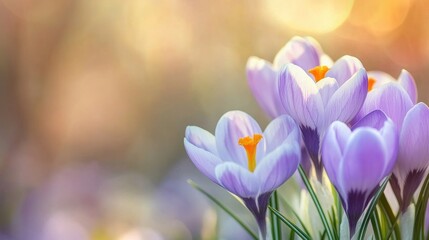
309;66;329;82
238;134;263;172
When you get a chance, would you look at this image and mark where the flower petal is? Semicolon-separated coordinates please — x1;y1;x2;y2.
215;111;264;166
185;126;218;155
351;110;389;130
378;119;398;175
316;77;339;106
325;68;368;128
246;57;285;118
321;121;351;188
215;162;259;198
326;55;364;86
278;64;324;129
254;142;301;193
340;129;387;192
273;36;321;71
398;69;417;104
356;83;413;128
397;102;429;174
263;114;300;154
184;138;222;183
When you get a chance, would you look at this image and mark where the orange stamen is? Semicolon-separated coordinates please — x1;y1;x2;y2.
309;65;329;82
368;77;376;91
238;134;263;172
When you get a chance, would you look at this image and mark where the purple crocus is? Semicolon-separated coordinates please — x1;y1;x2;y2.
355;79;429;212
246;36;332;119
321;110;398;236
278;56;368;179
184;111;301;239
366;69;417;103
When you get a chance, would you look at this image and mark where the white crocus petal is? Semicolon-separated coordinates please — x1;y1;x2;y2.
316;77;339;107
246;57;285;118
325;68;368;128
398;69;417;104
215;111;264;167
263;115;300;154
215;162;259;198
185;126;218;155
368;71;395;88
278;64;324;129
255;142;301;193
325;55;364;86
184;138;222;183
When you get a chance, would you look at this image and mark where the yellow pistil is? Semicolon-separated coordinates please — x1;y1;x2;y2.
238;134;263;172
308;65;329;82
368;77;376;91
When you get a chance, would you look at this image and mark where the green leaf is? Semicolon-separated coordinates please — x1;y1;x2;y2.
269;191;282;240
370;207;382;240
298;165;337;240
277;192;312;238
379;193;401;240
413;172;429;239
357;176;390;240
187;179;258;240
269;206;311;240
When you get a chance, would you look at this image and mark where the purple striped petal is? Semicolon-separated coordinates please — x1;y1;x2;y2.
316;77;339;106
356;83;413;128
321;121;351;189
398;69;417;104
278;64;324;129
215;111;264;166
351;110;389;130
246;57;285;118
263;114;300;154
185;126;218;155
254;142;300;193
378;119;398;175
184;138;222;183
397;103;429;174
325;68;368;128
215;162;259;198
326;55;364;86
273;36;321;71
340;129;387;193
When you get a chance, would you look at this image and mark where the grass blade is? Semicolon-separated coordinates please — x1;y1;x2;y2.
413;172;429;239
357;177;390;240
278;194;312;238
269;206;311;240
379;193;401;240
298;165;336;240
187;179;258;240
370;207;382;240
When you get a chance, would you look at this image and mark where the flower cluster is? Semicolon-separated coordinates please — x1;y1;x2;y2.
184;36;429;239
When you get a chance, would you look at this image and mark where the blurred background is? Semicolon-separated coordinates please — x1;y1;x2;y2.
0;0;428;239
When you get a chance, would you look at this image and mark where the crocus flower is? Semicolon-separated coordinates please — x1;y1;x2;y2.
184;111;301;239
321;110;398;236
366;69;417;103
278;56;368;179
246;36;332;119
354;79;429;212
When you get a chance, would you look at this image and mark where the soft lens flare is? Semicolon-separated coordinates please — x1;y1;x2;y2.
309;65;329;82
238;134;263;172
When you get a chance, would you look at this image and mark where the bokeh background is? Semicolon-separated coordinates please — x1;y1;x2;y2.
0;0;428;239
